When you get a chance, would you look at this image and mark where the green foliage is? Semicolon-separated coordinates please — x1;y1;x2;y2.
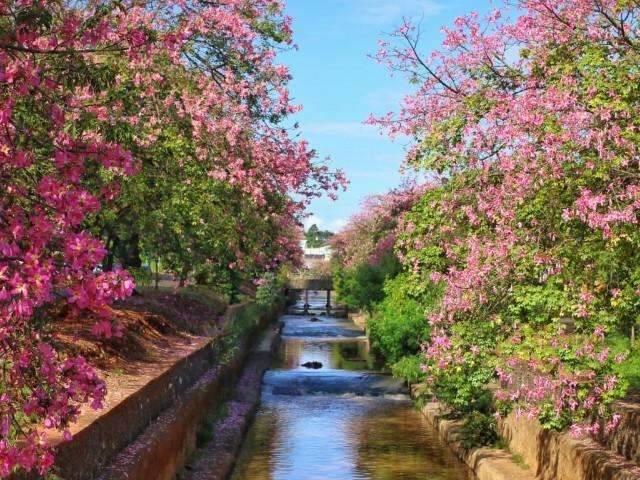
216;303;262;365
368;274;432;364
461;412;499;449
428;317;501;416
390;355;425;384
432;361;496;417
128;266;152;288
192;264;243;301
255;272;285;308
305;223;333;248
333;252;401;313
609;333;640;391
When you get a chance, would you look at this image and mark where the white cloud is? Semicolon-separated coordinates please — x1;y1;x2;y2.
302;214;347;233
303;214;324;231
353;0;445;26
328;218;348;232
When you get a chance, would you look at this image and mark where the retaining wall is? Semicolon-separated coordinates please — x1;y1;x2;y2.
92;300;282;480
182;323;282;480
499;410;640;480
419;401;535;480
18;300;283;480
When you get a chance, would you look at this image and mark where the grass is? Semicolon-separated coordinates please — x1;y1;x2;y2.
492;438;530;470
608;332;640;391
177;285;228;313
511;453;530;470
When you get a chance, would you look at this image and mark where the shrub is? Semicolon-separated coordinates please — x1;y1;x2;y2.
461;412;499;449
128;266;153;288
390;355;426;384
609;333;640;391
368;274;430;364
255;272;285;308
333;251;401;313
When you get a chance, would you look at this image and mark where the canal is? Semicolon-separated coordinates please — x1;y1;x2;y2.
229;293;474;480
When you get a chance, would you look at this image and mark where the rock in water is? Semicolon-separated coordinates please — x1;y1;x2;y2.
309;317;321;322
301;361;323;369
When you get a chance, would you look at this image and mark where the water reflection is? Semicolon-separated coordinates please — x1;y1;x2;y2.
229;313;473;480
276;338;380;371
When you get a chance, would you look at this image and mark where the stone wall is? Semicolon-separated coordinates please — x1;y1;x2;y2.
181;323;282;480
419;402;535;480
417;399;640;480
602;400;640;465
55;339;219;480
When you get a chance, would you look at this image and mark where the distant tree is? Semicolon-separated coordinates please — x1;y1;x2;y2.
305;224;334;248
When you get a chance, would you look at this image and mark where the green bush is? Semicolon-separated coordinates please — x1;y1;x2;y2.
390;355;426;384
461;411;499;449
128;266;152;287
333;252;401;313
216;303;261;364
609;332;640;391
255;272;285;308
192;264;243;301
430;318;499;416
368;274;430;364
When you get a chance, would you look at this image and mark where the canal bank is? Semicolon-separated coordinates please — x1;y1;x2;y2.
177;322;284;480
91;301;283;480
10;295;284;480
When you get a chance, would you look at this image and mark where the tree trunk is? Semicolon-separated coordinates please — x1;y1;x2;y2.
124;232;143;268
178;265;190;288
155;257;160;290
103;234;115;271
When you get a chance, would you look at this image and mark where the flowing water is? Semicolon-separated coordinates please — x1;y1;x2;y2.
230;293;473;480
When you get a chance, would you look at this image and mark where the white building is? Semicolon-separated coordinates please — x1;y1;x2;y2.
301;240;332;268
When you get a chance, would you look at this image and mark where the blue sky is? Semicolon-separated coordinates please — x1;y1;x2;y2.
280;0;493;232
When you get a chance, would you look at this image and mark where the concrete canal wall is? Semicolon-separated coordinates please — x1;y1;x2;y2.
497;409;640;480
419;401;640;480
15;300;284;480
179;322;282;480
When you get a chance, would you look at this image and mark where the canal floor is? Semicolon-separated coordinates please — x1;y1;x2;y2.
229;302;473;480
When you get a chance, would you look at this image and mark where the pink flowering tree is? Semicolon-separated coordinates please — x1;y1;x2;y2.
371;0;640;438
332;183;423;269
0;0;343;475
331;184;438;384
331;184;422;312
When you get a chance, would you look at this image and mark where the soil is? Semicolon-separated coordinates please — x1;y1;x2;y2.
53;287;228;373
40;287;231;449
